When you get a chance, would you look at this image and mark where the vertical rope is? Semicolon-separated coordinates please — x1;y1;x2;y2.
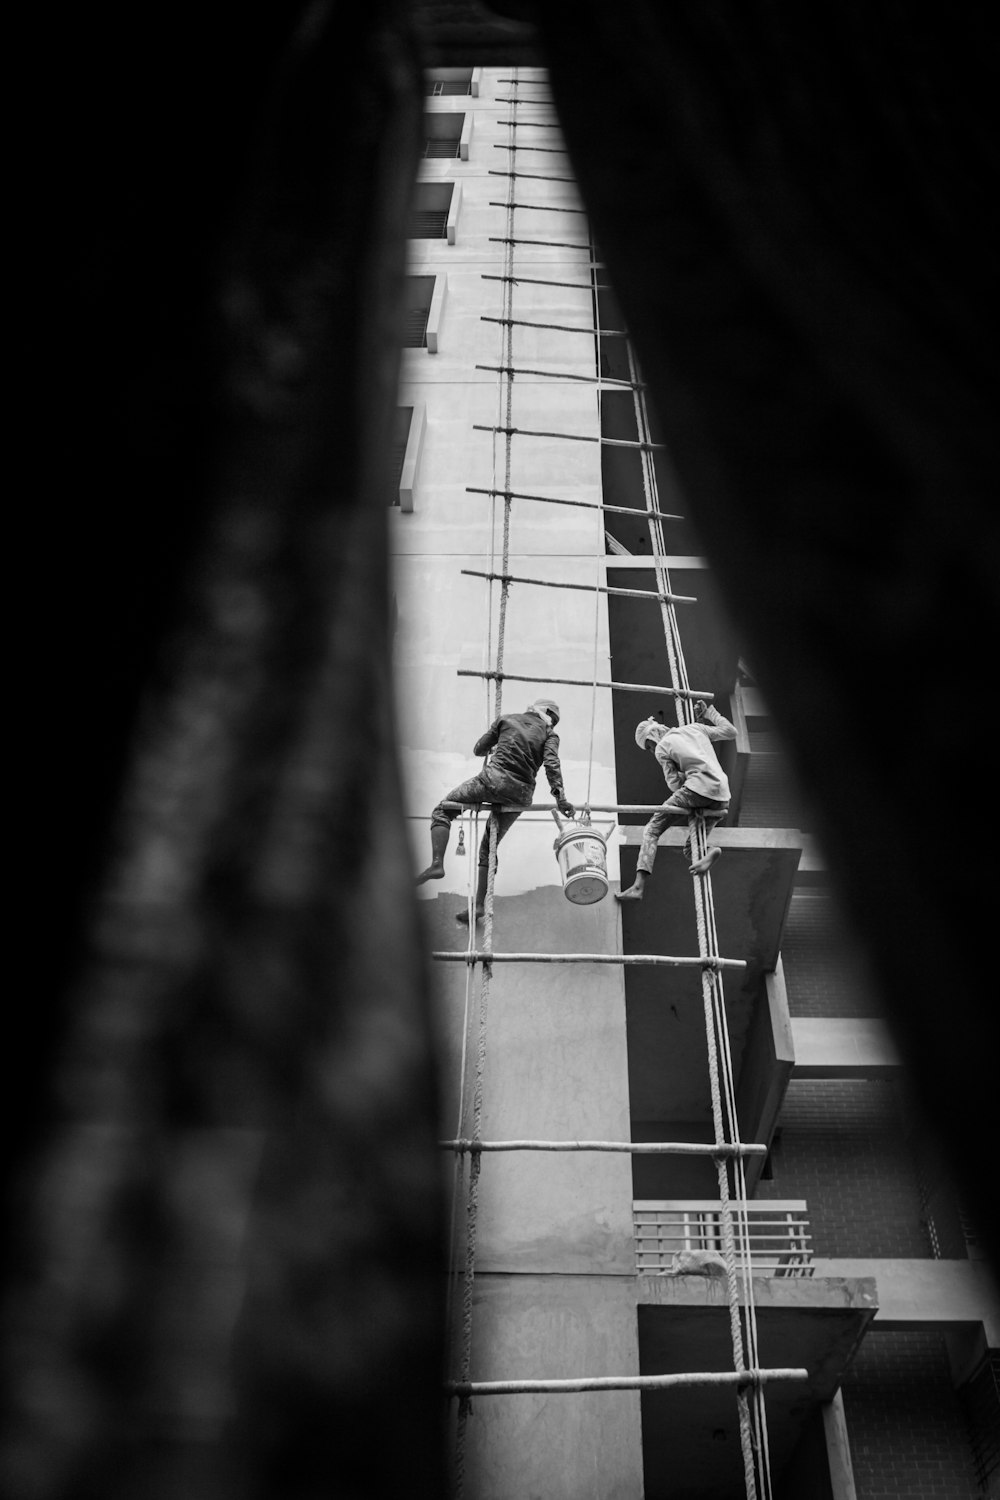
584;550;601;811
454;67;521;1500
622;279;773;1497
693;867;758;1498
445;807;479;1351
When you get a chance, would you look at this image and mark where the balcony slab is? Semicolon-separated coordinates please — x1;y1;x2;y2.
636;1272;876;1498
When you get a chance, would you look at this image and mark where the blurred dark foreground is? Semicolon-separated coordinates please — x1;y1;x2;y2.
5;2;998;1497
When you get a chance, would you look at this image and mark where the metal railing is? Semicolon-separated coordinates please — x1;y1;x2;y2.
634;1200;814;1278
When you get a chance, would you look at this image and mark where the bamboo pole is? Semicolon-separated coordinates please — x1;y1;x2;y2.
480;275;591;289
476;363;635;386
440;1139;766;1156
462;568;695;605
457;669;712;701
488;237;592;252
466;484;684;524
472;423;664;450
488;201;587;213
445;1369;809;1397
481;317;628;337
488;170;577;183
432;952;746;971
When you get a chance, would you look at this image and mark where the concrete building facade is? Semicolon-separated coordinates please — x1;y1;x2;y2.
392;66;999;1500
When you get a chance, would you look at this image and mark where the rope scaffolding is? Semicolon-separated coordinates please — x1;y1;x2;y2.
619;297;777;1496
452;70;523;1500
443;68;778;1500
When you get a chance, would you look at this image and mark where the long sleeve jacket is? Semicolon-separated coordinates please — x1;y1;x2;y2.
655;705;737;801
474;711;566;797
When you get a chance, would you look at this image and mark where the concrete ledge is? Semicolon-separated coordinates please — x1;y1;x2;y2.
637;1271;877;1317
636;1273;877;1406
399;401;426;513
791;1018;901;1076
426;273;447;353
446;180;462;244
811;1258;1000;1340
618;826;805;853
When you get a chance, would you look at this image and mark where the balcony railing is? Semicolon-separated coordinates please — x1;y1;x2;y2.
634;1200;815;1278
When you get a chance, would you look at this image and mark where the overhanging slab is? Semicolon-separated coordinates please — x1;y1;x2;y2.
636;1273;877;1499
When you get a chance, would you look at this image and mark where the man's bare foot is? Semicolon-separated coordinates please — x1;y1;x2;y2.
415;862;445;885
615;886;644;902
456;906;484;925
689;847;721;876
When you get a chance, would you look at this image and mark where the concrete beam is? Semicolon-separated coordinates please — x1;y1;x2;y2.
823;1391;858;1500
791;1018;901;1077
811;1258;1000;1342
737;962;795;1192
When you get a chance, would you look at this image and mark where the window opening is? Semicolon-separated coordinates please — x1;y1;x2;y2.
403;276;435;348
408;182;454;240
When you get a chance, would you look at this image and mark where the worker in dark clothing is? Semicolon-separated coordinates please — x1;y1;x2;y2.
416;699;575;923
617;701;736;900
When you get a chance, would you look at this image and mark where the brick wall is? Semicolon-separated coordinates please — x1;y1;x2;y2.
757;1080;932;1258
842;1331;981;1499
781;888;882;1018
739;750;802;828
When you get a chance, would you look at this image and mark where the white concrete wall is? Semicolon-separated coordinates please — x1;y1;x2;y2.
394;68;642;1498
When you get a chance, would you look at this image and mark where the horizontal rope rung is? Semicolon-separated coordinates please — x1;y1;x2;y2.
489;169;577;183
465;485;683;523
485;201;581;216
432;953;746;971
462;568;694;604
482;316;626;337
490;144;568;154
489;202;588;216
472;423;664;450
476;363;639;388
415;803;714;815
480;275;592;290
441;1139;766;1156
445;1369;809;1397
457;669;713;701
489;237;594;252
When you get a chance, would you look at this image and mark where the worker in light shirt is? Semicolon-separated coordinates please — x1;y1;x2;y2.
617;701;737;901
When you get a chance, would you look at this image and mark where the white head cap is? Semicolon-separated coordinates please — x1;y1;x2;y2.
634;717;666;751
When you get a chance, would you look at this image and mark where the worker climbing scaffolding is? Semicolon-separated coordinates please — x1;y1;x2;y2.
414;699;575;923
617;701;737;898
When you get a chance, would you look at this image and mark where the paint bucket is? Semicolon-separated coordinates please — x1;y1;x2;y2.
552;818;609;905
